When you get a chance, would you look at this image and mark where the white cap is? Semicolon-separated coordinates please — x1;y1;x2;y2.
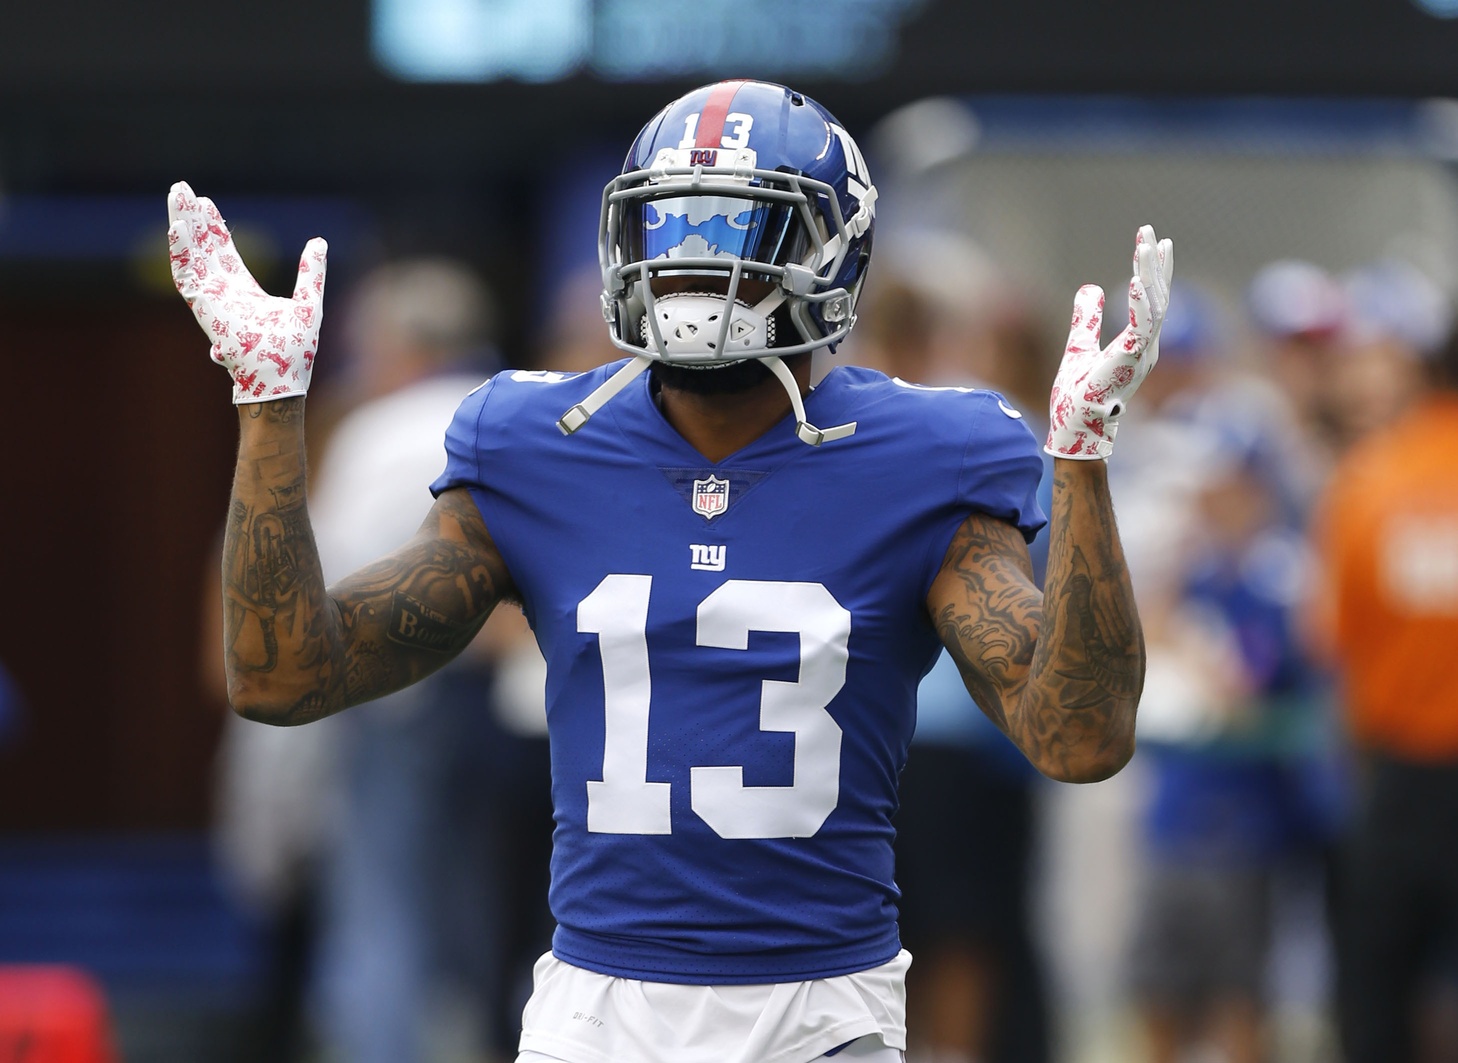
1342;258;1453;357
1247;259;1346;339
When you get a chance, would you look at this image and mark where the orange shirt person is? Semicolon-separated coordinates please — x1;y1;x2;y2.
1314;396;1458;760
1309;325;1458;1063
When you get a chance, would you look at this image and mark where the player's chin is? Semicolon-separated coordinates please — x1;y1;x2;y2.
650;357;773;396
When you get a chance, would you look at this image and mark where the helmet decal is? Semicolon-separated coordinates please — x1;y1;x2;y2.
680;80;753;149
643;199;757;259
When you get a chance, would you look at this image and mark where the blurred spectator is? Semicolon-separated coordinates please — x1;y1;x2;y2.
0;659;24;749
1309;304;1458;1063
1323;258;1452;450
1245;259;1350;494
1342;258;1453;363
1246;258;1347;428
854;231;1053;1063
1128;424;1332;1063
1110;282;1247;610
304;258;553;1063
1103;281;1342;1061
533;264;625;375
850;229;1014;389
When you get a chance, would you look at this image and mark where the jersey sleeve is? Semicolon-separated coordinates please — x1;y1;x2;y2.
429;375;498;497
907;385;1048;603
428;366;623;498
957;390;1048;543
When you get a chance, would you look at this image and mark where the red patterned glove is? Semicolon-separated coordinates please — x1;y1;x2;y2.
1046;225;1173;459
167;181;328;404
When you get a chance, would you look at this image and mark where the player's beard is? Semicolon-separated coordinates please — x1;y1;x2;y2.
650;357;774;396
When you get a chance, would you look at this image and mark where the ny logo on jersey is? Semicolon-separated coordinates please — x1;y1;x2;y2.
692;475;730;519
689;544;727;572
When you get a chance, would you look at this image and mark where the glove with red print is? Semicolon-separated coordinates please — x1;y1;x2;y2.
167;181;328;404
1045;224;1173;460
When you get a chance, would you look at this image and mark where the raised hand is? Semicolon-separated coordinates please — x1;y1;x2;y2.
167;181;328;404
1046;225;1174;459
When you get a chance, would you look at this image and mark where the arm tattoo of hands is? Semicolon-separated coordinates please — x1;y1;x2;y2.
223;465;339;723
224;477;327;679
1049;544;1142;708
224;400;316;676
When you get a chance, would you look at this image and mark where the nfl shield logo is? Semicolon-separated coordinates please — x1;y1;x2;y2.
692;475;730;519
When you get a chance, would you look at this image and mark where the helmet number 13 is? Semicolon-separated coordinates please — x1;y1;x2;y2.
678;111;755;151
578;574;848;839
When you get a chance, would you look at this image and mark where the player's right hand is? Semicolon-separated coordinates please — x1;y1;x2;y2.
167;181;328;404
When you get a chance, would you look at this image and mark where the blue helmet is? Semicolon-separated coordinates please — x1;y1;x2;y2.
559;80;877;445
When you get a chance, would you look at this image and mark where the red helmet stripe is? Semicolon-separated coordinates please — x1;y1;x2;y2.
695;80;749;149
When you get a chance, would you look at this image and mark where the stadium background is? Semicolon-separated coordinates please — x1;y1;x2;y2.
1;1;1456;1059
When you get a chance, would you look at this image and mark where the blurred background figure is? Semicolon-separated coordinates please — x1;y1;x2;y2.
0;660;24;753
533;263;628;376
1308;289;1458;1063
204;587;340;1063
1246;259;1349;477
1126;418;1334;1063
1082;281;1340;1063
852;230;1055;1063
302;258;553;1063
1326;258;1452;451
1104;282;1246;602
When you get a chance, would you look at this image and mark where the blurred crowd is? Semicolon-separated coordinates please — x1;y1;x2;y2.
848;232;1458;1063
193;220;1458;1063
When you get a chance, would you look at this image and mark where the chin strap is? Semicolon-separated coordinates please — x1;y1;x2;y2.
557;354;654;435
556;350;857;447
762;355;857;446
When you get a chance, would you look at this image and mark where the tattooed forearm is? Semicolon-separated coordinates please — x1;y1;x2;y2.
1023;461;1143;779
1053;546;1142;704
221;400;512;725
223;484;317;676
222;401;336;720
930;461;1144;782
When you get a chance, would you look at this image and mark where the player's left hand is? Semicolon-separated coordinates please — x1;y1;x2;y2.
1045;224;1173;460
167;181;328;404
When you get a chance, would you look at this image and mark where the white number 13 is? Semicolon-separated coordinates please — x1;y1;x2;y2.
678;111;755;150
578;575;849;839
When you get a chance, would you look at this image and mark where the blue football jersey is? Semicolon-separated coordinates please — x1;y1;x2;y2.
430;361;1045;984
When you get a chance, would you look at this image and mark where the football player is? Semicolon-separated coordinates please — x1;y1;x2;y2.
169;79;1171;1063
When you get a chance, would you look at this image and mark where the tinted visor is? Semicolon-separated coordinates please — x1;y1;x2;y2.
624;194;808;271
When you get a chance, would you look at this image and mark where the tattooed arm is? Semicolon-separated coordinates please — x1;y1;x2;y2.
926;460;1143;783
223;398;514;725
166;184;512;723
927;225;1171;779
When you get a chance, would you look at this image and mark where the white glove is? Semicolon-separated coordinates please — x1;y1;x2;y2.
1046;224;1173;459
167;181;328;404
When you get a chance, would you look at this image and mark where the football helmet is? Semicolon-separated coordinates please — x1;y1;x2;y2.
558;79;878;445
